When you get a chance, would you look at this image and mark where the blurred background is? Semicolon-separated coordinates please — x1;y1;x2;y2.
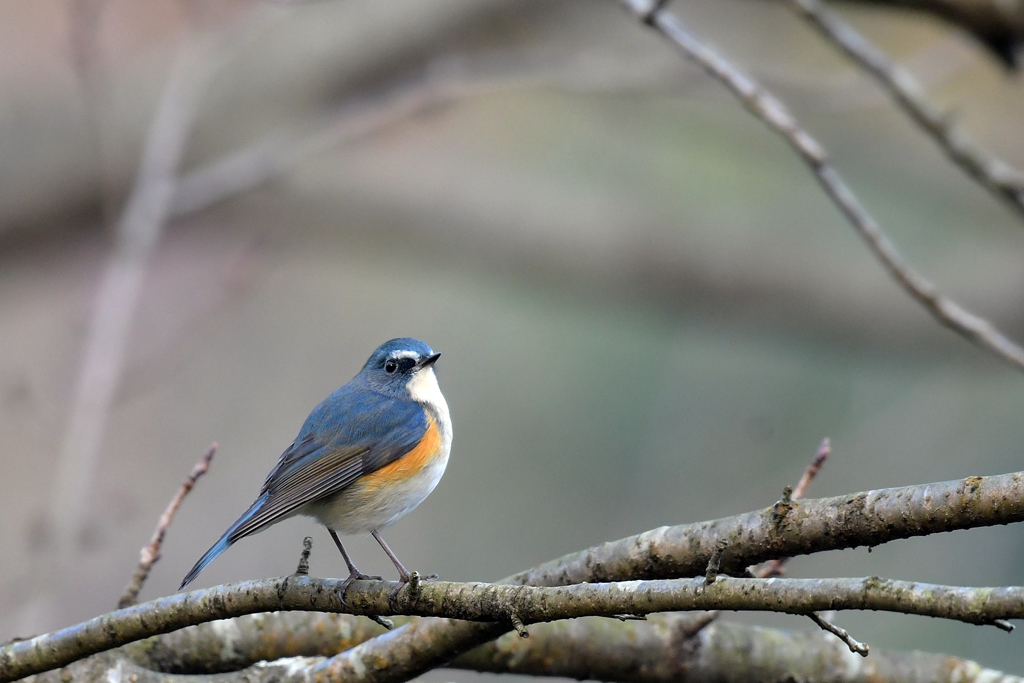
2;0;1024;676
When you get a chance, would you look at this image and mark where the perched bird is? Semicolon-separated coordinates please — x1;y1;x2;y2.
179;338;452;600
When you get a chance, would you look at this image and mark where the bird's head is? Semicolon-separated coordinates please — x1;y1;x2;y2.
360;337;442;401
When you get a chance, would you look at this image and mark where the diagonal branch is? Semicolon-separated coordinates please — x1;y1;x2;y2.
117;444;217;608
786;0;1024;218
618;0;1024;373
837;0;1024;67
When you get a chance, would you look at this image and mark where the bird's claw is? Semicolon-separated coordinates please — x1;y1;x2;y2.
387;570;437;609
336;570;383;607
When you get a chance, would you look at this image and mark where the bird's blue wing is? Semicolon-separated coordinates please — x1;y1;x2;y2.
179;387;426;589
233;388;426;538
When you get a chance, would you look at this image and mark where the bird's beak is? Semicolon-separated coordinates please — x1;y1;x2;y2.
414;352;441;370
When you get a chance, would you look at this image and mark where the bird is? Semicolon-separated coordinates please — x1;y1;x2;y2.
178;337;452;601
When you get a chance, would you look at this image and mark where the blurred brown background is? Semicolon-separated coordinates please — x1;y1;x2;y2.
2;0;1024;677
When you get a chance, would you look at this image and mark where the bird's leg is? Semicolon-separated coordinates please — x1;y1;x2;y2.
329;528;381;606
371;530;411;581
371;530;437;605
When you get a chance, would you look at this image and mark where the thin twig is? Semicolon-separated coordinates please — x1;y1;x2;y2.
703;539;728;585
756;437;830;578
792;437;829;501
786;0;1024;217
618;0;1024;373
808;612;870;656
294;536;313;576
117;444;217;608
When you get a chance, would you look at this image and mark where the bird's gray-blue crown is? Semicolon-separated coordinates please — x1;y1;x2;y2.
360;338;440;396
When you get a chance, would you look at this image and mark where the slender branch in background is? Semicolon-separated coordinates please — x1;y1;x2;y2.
47;30;221;563
26;614;1023;683
837;0;1024;67
170;52;585;217
65;0;118;224
168;45;697;218
167;69;459;217
786;0;1024;216
7;469;1024;682
117;444;217;608
618;0;1024;373
4;573;1024;681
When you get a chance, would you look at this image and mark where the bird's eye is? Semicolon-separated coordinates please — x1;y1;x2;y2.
384;359;398;374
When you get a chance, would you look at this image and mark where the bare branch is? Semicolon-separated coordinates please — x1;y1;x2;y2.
703;538;729;585
787;0;1024;217
461;616;1021;683
836;0;1024;67
117;444;217;608
6;469;1024;681
514;470;1024;586
618;0;1024;372
808;611;870;656
294;536;313;576
755;437;830;578
47;31;220;561
4;573;1024;681
312;468;1024;683
792;436;830;501
26;614;1024;683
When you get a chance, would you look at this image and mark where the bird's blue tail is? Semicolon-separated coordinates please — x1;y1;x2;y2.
179;494;268;590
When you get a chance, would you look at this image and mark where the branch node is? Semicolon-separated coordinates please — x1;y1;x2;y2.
774;485;794;515
704;539;729;586
993;619;1015;632
613;613;648;621
510;611;529;638
294;536;313;576
407;571;422;597
369;615;394;630
808;612;869;656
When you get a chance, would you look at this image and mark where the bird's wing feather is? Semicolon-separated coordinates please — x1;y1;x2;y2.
226;392;427;541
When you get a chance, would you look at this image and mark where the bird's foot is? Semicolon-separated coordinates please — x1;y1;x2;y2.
387;570;437;608
336;570;383;607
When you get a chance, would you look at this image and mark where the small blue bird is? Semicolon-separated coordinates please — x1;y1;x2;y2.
179;338;452;598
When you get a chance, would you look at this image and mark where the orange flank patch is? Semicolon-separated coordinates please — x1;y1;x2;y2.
358;416;443;490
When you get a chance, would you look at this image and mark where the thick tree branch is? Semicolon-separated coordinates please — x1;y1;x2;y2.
26;615;1023;683
6;470;1024;681
311;469;1024;683
512;470;1024;585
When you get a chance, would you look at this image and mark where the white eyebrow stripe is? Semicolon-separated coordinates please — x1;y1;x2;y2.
391;350;422;360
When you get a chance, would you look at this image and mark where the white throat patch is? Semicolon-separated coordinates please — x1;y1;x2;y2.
407;367;450;431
